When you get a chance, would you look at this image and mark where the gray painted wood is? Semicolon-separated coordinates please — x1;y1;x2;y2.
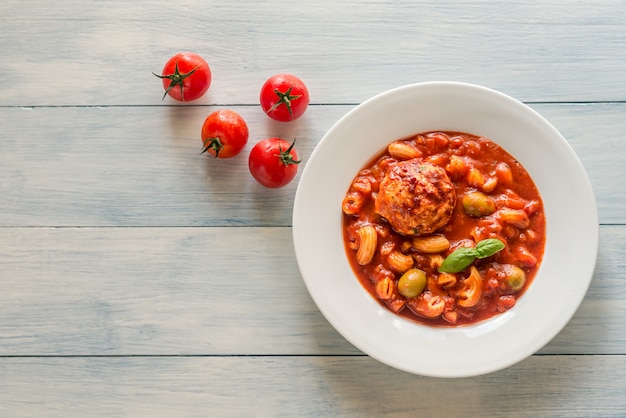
1;356;625;418
0;0;624;415
0;226;352;355
1;1;625;106
0;104;623;226
0;226;623;356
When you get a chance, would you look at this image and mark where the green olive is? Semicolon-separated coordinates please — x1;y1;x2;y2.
504;265;527;292
462;191;497;217
397;268;427;298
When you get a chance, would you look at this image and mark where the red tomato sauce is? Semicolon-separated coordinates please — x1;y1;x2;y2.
342;131;546;327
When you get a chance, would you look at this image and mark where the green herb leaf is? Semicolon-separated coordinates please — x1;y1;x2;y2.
438;247;478;273
438;238;506;274
475;238;505;259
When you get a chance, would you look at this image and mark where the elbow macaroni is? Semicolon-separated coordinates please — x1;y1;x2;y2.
387;251;414;273
356;225;377;265
412;235;450;253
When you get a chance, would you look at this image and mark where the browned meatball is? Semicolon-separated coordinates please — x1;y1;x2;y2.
374;160;456;236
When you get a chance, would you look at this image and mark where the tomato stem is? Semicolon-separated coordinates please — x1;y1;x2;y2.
276;139;301;166
201;137;224;158
153;61;199;101
268;86;302;119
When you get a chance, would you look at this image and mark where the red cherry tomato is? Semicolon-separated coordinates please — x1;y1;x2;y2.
154;52;211;101
248;138;301;188
201;110;249;158
259;74;310;121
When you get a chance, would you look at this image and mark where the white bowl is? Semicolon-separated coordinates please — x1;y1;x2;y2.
292;82;598;378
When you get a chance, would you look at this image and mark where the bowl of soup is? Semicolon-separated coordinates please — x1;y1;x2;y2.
292;82;598;377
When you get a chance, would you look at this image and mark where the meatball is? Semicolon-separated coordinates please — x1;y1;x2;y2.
374;159;456;236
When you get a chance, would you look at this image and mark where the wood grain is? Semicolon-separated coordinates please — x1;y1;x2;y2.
1;355;625;417
0;103;622;227
1;1;625;106
1;0;625;415
0;226;622;356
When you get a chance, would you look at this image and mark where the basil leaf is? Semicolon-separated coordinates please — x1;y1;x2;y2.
438;247;477;273
475;238;505;259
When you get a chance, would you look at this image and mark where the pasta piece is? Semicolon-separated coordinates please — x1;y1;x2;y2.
481;177;498;193
425;153;448;167
400;240;413;253
351;176;373;194
445;155;466;179
495;162;513;185
437;272;457;288
387;251;414;273
429;254;445;270
524;199;542;215
443;310;458;324
498;208;530;228
514;245;538;267
498;189;527;209
412;235;450;253
497;295;516;312
356;225;377;265
375;277;394;300
467;167;485;188
387;141;422;160
407;291;445;318
342;192;365;216
457;266;482;308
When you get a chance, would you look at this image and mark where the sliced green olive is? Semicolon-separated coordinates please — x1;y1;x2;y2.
504;265;527;292
397;268;427;298
462;191;497;217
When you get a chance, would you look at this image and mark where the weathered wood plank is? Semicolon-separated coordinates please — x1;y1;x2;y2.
0;226;622;356
1;355;625;417
0;103;621;226
0;0;623;415
0;104;327;227
1;0;625;105
0;226;352;355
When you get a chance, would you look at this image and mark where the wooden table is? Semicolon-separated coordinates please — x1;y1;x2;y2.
1;1;625;416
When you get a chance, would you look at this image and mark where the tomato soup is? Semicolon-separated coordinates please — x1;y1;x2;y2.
342;131;546;327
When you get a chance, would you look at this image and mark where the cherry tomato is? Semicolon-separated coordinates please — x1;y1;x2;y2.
248;138;301;188
201;110;249;158
259;74;310;121
154;52;211;101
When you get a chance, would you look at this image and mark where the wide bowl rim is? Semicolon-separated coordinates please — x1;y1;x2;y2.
292;81;599;378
